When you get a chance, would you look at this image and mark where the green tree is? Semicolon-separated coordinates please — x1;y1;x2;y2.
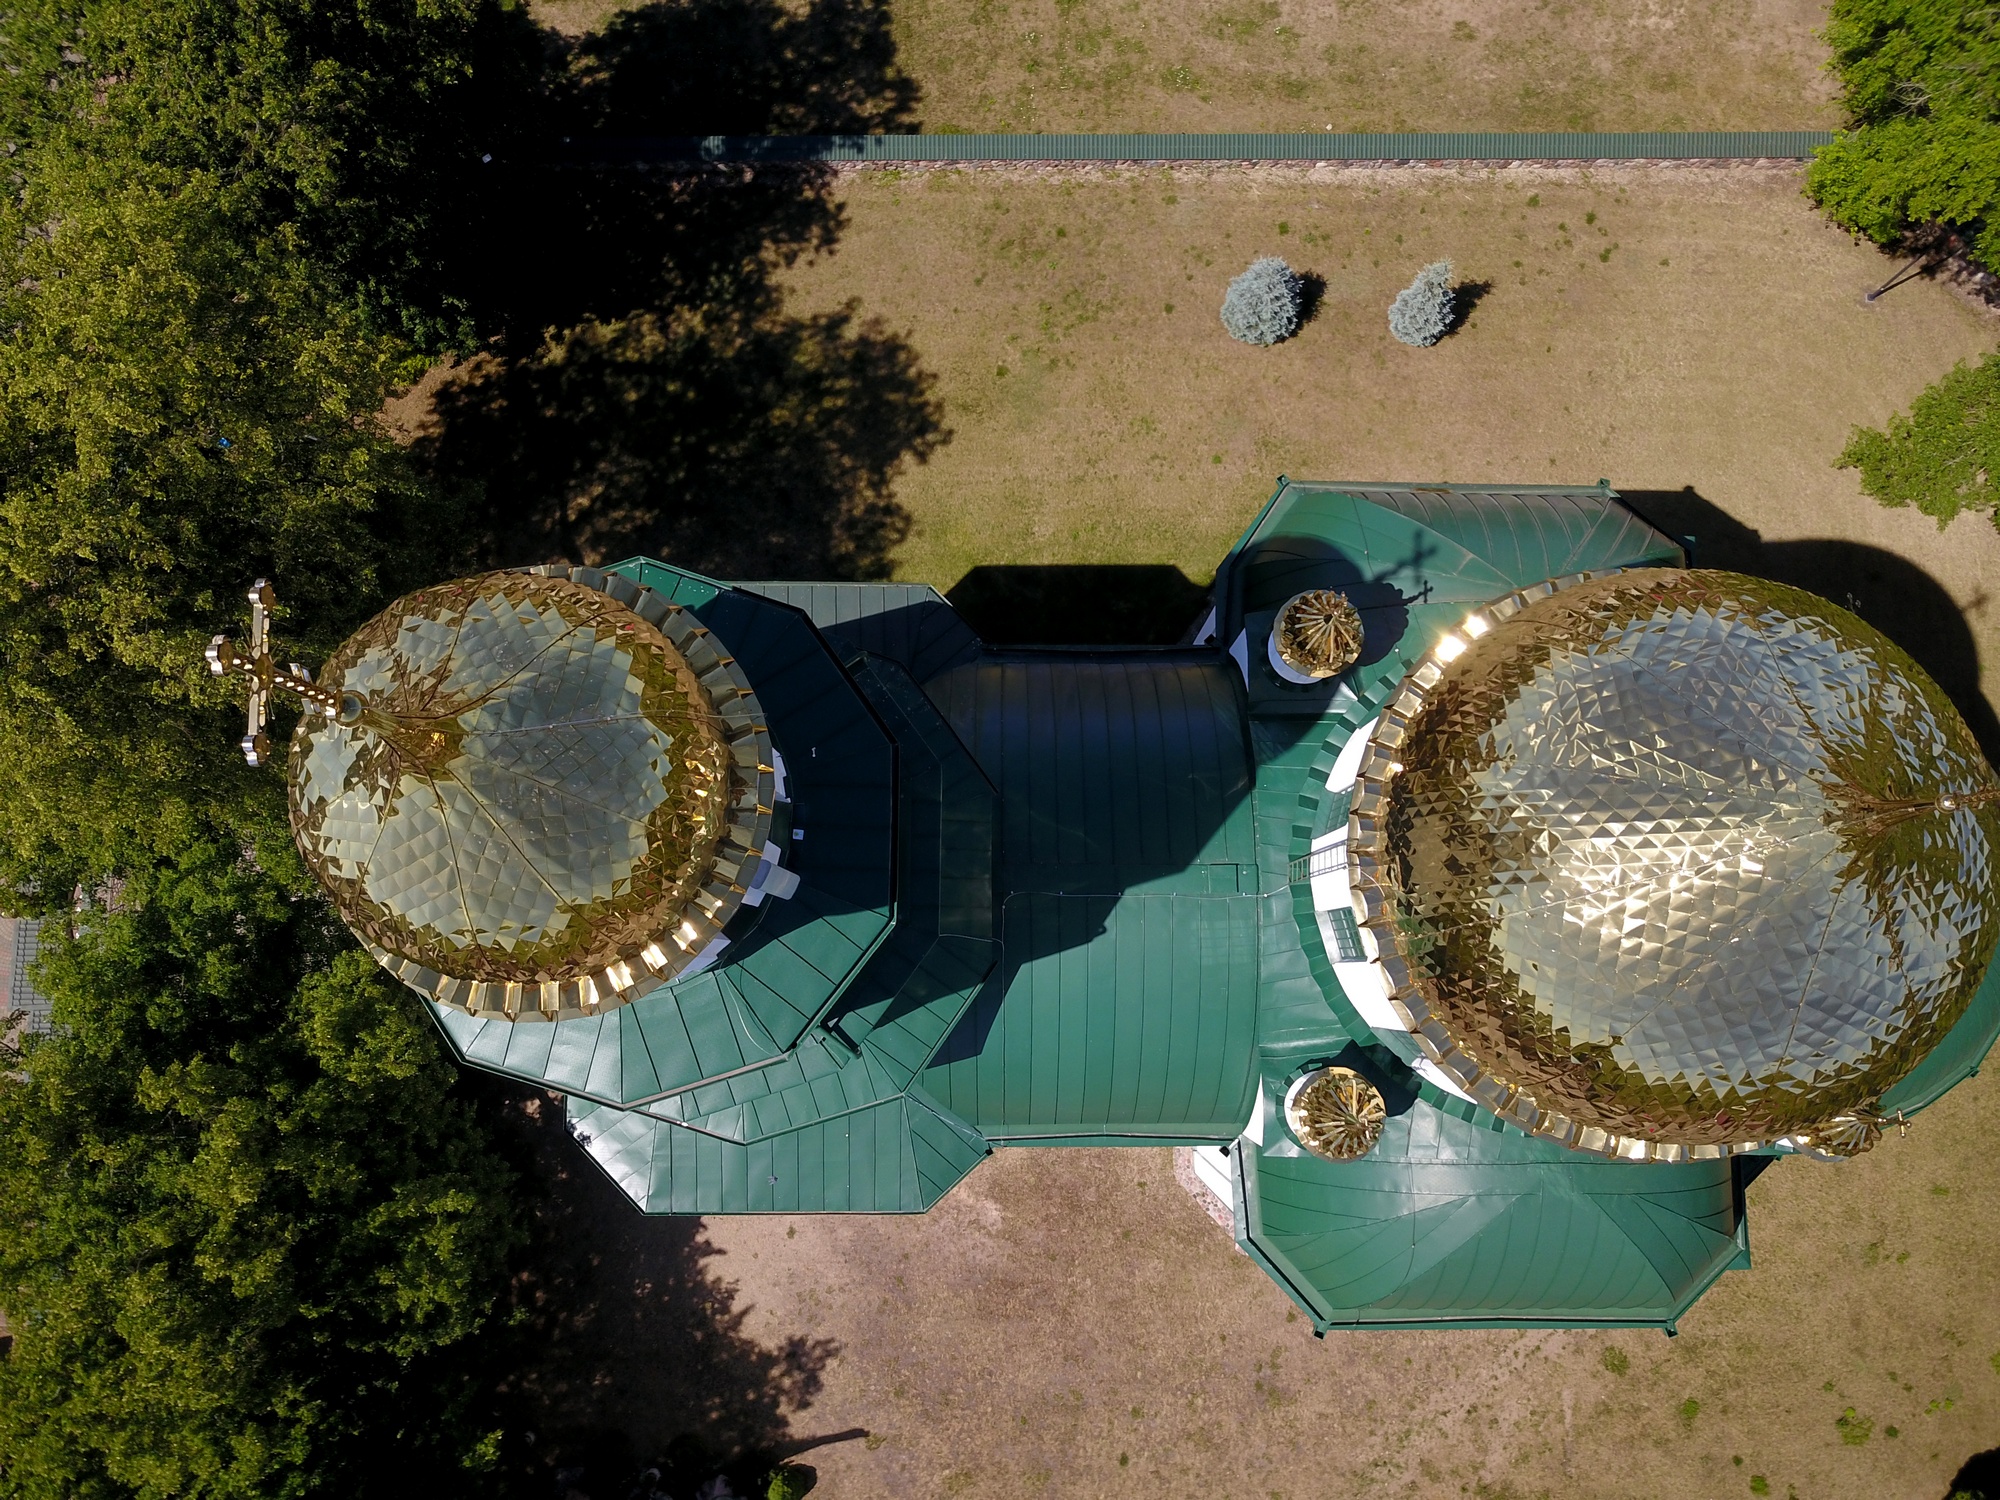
0;830;525;1499
0;0;546;349
0;2;550;902
0;165;460;905
1838;352;2000;527
1807;0;2000;271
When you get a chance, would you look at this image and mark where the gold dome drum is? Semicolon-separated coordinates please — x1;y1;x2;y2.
288;568;776;1022
1347;569;2000;1160
1275;588;1365;679
1285;1066;1388;1161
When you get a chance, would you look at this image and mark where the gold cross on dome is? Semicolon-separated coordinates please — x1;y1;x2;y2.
205;580;342;766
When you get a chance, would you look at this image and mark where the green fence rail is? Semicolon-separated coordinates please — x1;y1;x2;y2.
578;131;1835;165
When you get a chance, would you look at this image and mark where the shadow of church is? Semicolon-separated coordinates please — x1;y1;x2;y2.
476;1080;861;1498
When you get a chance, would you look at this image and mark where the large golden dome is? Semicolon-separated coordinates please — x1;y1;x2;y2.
1347;569;2000;1160
289;567;775;1022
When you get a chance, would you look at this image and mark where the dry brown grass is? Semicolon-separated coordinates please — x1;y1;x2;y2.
784;164;2000;709
891;0;1841;133
705;1073;1998;1499
531;0;1840;133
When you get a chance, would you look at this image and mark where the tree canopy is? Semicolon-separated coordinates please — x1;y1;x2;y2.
0;0;547;348
1810;0;2000;526
0;1;944;1481
1807;0;2000;272
0;170;460;904
0;0;538;904
0;832;525;1499
0;5;540;1495
1838;352;2000;528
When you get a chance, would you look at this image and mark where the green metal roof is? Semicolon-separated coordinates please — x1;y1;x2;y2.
738;582;982;680
560;595;1003;1208
569;1088;987;1214
1240;1101;1744;1329
916;652;1263;1139
420;483;1998;1326
629;651;1000;1146
925;653;1255;889
921;892;1261;1141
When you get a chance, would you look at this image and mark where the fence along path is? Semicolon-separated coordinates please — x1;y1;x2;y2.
576;131;1834;165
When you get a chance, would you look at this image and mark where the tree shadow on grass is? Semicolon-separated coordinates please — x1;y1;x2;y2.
1619;487;2000;764
419;0;944;579
477;1083;855;1500
1943;1445;1999;1500
1445;278;1492;336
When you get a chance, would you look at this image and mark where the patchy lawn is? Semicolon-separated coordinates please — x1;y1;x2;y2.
532;0;1841;133
699;1075;2000;1499
892;0;1841;134
536;0;1840;134
785;164;2000;709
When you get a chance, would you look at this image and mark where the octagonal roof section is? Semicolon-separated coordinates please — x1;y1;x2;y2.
417;562;901;1108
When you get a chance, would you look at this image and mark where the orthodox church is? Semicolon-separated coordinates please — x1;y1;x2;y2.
227;481;2000;1333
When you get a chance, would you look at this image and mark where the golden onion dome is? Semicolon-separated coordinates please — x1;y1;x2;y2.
1346;569;2000;1161
288;568;775;1023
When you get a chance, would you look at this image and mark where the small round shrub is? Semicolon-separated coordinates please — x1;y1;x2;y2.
1220;256;1304;345
1388;260;1456;347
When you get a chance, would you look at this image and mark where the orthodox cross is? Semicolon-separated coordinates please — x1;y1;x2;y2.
205;580;342;766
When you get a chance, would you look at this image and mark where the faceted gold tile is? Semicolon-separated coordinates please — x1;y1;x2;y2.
1355;569;2000;1156
289;571;773;1014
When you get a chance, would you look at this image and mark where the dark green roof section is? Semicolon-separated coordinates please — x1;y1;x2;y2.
843;653;997;941
638;1026;904;1141
926;653;1255;890
640;936;999;1145
822;653;1002;1080
738;582;983;681
1240;1100;1745;1330
568;1087;989;1213
921;892;1261;1140
1344;485;1685;584
429;961;786;1107
638;650;1003;1145
1217;482;1682;658
909;651;1264;1138
683;586;899;1050
1880;926;2000;1116
605;556;723;609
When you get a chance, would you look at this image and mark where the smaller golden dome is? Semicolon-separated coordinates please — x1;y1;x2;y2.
1275;589;1365;679
288;567;776;1023
1284;1067;1388;1160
